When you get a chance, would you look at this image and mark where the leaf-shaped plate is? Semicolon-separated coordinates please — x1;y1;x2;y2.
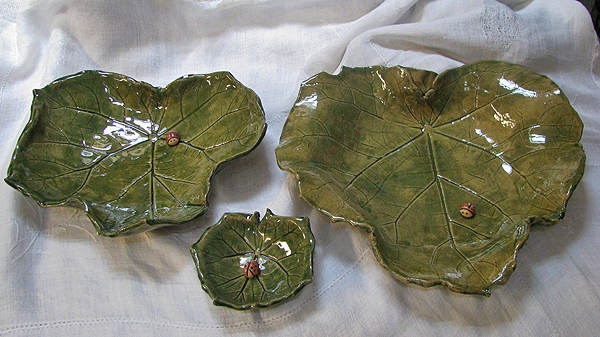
275;60;585;295
5;71;266;236
190;209;314;310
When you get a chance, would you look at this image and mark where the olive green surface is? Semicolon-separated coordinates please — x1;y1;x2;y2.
275;61;585;295
190;209;314;310
5;71;266;236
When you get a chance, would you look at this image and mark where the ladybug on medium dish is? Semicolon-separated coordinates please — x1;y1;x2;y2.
166;131;181;146
459;203;475;218
243;260;260;279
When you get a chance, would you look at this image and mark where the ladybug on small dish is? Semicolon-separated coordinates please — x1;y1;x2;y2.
243;260;260;279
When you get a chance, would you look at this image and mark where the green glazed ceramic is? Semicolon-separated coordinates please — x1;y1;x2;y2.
276;60;585;295
190;209;314;310
5;71;266;236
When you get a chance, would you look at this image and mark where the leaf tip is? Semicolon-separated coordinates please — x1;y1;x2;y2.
251;211;261;223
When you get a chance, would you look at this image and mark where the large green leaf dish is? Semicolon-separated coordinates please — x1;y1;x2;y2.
190;209;314;310
5;71;266;236
275;60;585;295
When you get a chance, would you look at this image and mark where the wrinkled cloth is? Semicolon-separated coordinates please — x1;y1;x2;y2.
1;0;599;335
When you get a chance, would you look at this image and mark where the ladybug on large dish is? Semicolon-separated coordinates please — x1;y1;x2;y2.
459;203;476;218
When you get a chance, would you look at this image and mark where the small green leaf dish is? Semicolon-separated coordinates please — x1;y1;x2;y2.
190;209;315;310
5;71;266;236
275;60;585;295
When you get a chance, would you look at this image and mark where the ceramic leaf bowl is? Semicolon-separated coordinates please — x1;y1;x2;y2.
5;71;266;236
275;60;585;295
190;209;314;310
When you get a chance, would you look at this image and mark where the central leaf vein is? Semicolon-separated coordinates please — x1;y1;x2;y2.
427;133;486;283
344;133;424;190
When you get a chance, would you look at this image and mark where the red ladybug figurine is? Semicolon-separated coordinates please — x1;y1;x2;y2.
460;203;475;218
243;260;260;279
165;131;180;146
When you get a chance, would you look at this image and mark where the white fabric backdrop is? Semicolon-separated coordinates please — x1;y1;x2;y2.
1;0;599;335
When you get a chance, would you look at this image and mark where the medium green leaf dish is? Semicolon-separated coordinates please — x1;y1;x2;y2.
5;71;266;236
190;209;314;310
275;60;585;295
